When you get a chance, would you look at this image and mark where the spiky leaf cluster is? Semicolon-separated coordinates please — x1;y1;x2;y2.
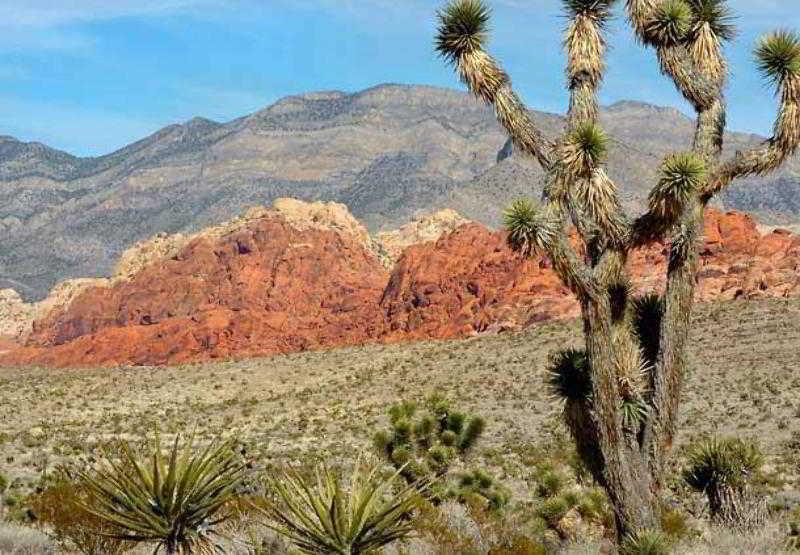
547;348;592;402
563;122;609;175
260;459;423;554
755;30;800;87
435;0;491;63
686;0;735;83
75;433;245;555
645;0;693;46
687;0;735;42
620;529;671;555
631;293;664;366
621;399;649;430
503;199;558;256
683;437;763;492
374;397;496;507
649;152;706;220
563;0;617;22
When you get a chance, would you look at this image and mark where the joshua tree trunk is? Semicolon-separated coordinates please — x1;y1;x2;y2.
434;0;800;541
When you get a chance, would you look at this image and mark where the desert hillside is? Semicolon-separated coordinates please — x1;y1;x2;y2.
2;85;799;300
1;297;798;497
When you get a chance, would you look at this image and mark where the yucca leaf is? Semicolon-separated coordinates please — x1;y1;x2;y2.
260;458;421;553
755;30;800;87
73;433;243;554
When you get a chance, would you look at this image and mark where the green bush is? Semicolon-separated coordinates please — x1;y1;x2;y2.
75;433;245;555
374;395;508;509
620;529;671;555
258;458;423;554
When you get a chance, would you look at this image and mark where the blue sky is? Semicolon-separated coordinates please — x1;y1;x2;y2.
0;0;797;156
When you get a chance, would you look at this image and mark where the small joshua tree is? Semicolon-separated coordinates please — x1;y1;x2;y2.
684;437;766;529
434;0;800;540
373;397;507;508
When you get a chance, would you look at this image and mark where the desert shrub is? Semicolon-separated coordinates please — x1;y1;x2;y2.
620;529;671;555
26;470;132;554
454;469;510;510
75;433;246;554
487;536;548;555
788;506;800;550
410;500;549;555
527;459;613;542
374;395;508;509
0;472;8;520
683;437;766;529
258;457;423;554
659;508;693;543
537;496;571;528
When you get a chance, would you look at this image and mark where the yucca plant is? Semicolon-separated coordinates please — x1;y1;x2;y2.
74;433;245;555
620;529;671;555
258;458;424;554
433;0;800;541
683;437;766;528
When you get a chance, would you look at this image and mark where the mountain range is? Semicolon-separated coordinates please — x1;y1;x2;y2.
2;83;799;300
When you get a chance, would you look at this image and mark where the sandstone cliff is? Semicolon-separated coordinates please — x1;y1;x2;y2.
0;202;797;368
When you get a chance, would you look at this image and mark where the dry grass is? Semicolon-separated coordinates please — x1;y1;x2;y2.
1;298;798;488
0;522;54;554
0;298;798;553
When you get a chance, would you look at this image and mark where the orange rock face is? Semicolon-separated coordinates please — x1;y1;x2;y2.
382;210;799;341
6;215;388;367
381;223;578;340
1;207;798;369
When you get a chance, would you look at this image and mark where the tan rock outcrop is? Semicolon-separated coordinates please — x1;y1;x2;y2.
0;278;108;341
376;209;470;263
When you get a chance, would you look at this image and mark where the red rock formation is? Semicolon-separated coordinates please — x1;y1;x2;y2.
381;223;577;339
5;214;388;367
381;210;800;340
0;206;797;369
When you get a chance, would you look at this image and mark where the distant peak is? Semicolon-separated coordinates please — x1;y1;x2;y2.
184;116;220;128
605;100;686;117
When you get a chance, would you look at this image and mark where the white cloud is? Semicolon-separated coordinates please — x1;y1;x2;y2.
0;0;215;28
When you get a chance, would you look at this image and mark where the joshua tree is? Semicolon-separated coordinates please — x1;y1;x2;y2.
434;0;800;540
684;437;766;528
373;397;508;509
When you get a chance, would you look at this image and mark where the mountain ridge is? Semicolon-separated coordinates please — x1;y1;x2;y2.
2;83;799;300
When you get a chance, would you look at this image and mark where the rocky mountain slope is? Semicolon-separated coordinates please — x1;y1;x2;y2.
1;200;797;368
1;85;798;300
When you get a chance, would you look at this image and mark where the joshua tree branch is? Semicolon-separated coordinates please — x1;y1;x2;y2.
437;1;603;297
705;73;800;197
435;3;554;170
645;14;732;481
626;0;719;111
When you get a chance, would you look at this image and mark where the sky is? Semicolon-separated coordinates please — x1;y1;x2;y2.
0;0;798;156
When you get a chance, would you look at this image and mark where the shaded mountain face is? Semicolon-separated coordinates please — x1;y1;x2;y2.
1;84;798;299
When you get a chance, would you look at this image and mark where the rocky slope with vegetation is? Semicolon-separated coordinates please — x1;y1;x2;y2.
1;85;799;300
0;200;797;368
